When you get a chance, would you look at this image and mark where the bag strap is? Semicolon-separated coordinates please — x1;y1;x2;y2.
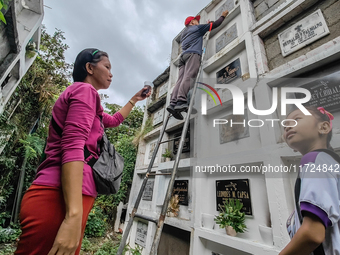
51;116;98;164
51;116;63;137
294;149;340;255
294;176;303;224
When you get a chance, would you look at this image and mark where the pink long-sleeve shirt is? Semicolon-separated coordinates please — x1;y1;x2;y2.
33;82;124;197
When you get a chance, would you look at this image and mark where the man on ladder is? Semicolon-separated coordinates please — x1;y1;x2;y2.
167;9;229;120
117;9;230;255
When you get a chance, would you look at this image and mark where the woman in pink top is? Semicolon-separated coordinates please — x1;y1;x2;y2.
15;48;151;255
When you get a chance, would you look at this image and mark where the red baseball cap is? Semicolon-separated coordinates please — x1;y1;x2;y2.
185;15;201;26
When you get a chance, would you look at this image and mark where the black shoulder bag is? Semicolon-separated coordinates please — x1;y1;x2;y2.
295;149;340;255
51;116;124;195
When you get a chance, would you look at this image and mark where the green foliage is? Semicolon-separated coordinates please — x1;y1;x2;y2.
81;236;97;253
112;134;137;205
25;40;37;58
0;0;11;11
132;117;153;146
17;134;45;160
214;199;247;233
93;239;119;255
0;244;16;255
81;237;141;255
85;206;108;238
162;148;172;158
129;245;143;255
1;26;69;143
94;194;116;221
0;223;21;243
0;158;16;212
0;3;6;25
0;0;12;25
104;103;144;144
81;238;121;255
0;212;10;227
0;26;70;231
0;111;16;148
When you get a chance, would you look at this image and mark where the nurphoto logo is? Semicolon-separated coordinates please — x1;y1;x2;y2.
197;81;312;129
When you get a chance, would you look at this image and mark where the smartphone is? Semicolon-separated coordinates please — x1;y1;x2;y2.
141;86;151;97
142;81;153;97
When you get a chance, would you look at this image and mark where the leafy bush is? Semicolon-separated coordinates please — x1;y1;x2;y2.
0;26;70;233
0;223;21;243
132;117;153;146
93;239;119;255
80;235;142;255
0;244;16;255
104;104;144;143
92;240;141;255
85;206;108;238
81;236;98;253
214;198;247;233
0;212;11;227
112;134;137;206
128;244;143;255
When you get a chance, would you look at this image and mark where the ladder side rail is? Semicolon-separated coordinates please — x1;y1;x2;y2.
150;31;211;255
117;114;171;255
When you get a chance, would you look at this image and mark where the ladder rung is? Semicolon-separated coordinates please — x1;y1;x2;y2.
134;213;158;224
147;173;172;176
159;136;181;144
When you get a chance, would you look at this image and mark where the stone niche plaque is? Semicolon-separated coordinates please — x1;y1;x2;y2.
172;180;189;206
295;71;340;113
219;111;249;144
148;141;157;160
158;82;168;97
216;23;237;53
153;108;165;126
215;0;235;20
135;221;148;248
173;129;190;155
278;9;330;57
142;179;154;201
216;58;242;84
216;179;252;215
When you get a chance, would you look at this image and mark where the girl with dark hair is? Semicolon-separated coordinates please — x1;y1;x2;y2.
15;48;151;255
280;106;340;255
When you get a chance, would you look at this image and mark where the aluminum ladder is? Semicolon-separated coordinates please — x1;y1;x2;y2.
117;31;211;255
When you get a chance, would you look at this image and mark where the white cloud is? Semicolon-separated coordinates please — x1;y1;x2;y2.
43;0;209;107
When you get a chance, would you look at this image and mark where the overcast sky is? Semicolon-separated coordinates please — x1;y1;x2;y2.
42;0;210;107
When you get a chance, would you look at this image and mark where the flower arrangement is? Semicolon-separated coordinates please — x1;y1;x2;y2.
167;194;180;217
214;198;246;235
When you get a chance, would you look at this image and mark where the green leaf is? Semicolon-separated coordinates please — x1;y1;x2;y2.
0;11;6;24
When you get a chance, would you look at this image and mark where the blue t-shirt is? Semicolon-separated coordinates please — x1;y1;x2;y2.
181;24;211;56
